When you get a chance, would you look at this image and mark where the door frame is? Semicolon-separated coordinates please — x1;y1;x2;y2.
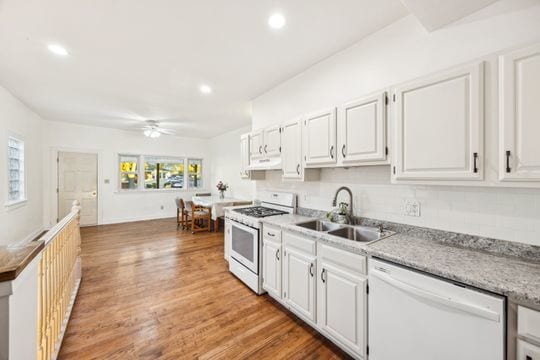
50;147;102;227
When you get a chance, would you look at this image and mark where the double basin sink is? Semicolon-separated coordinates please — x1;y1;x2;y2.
294;219;395;243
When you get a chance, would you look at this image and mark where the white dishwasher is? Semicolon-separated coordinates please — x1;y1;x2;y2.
368;258;505;360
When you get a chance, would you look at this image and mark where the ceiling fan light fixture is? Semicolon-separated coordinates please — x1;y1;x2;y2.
150;130;161;138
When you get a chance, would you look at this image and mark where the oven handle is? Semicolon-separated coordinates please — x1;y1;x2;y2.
371;269;500;322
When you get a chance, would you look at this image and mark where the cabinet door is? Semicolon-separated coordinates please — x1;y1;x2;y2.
283;245;316;322
264;125;281;158
240;133;250;178
393;61;484;180
249;130;264;160
304;107;337;167
262;240;281;298
318;261;367;357
281;118;303;180
500;43;540;181
224;219;232;260
339;92;387;165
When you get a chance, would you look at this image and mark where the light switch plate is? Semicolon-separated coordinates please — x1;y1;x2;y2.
403;199;421;217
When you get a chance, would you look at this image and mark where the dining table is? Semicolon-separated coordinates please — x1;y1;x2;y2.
192;195;252;232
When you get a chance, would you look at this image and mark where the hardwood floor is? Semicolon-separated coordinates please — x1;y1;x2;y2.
58;218;350;359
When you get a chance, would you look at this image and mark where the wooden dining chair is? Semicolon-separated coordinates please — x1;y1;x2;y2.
185;200;211;233
176;198;188;230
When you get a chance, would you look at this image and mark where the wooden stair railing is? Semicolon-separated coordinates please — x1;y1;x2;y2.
37;200;82;360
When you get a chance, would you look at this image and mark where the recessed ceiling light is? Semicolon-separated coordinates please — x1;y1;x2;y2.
268;13;286;29
200;84;212;94
47;43;69;56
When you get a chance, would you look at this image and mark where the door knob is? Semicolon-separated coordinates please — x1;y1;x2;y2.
91;191;97;197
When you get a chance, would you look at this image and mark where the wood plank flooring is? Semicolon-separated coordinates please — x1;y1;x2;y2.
58;218;350;359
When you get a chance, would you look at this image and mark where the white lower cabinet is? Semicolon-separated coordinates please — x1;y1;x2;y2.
317;243;367;359
283;231;317;324
262;239;281;298
264;229;367;359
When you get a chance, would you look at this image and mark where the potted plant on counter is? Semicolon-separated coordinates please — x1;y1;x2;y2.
216;181;229;199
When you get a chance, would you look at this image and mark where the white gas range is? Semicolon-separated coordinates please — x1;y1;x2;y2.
225;191;296;294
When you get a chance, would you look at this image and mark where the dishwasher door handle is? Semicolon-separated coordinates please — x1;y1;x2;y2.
371;269;501;322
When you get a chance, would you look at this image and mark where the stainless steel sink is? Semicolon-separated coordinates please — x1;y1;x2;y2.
327;226;394;243
295;220;345;232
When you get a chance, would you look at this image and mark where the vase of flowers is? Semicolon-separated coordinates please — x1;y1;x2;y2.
216;181;229;199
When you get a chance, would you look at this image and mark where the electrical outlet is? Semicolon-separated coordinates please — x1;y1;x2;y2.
403;199;421;217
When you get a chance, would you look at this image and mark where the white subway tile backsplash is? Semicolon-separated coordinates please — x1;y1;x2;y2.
257;168;540;246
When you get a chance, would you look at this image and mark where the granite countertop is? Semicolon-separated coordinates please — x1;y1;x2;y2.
0;241;44;282
262;215;540;307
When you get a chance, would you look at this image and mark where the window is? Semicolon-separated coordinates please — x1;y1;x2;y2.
119;155;139;190
188;159;202;188
118;155;202;191
144;157;185;189
7;136;25;204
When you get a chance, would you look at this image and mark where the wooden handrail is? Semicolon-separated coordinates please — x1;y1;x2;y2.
37;200;82;360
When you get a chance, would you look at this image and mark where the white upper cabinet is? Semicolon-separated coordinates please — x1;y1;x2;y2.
499;43;540;182
249;130;264;161
338;92;387;165
281;118;303;180
392;61;484;181
304;107;337;167
240;133;250;178
263;125;281;158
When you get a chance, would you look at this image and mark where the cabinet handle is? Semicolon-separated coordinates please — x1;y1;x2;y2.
267;232;275;237
330;146;334;159
505;150;511;173
264;145;268;153
276;249;280;261
259;146;262;154
309;263;314;277
321;268;326;283
296;164;300;175
342;144;346;158
473;152;478;173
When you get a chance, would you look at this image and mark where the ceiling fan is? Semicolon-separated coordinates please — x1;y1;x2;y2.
141;120;176;138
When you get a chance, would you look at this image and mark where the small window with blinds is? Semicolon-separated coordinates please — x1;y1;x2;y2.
7;136;26;205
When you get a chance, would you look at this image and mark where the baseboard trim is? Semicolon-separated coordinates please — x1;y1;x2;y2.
99;214;176;226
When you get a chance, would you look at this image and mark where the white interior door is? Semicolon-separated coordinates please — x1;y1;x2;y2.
500;42;540;181
393;61;484;181
339;92;387;165
58;152;98;226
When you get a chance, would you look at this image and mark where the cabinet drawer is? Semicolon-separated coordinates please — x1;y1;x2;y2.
518;339;540;360
318;243;367;275
263;224;281;243
519;306;540;338
283;230;316;255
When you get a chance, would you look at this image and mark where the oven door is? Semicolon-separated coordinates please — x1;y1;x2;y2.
230;221;259;274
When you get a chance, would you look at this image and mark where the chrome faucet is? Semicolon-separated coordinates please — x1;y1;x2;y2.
332;186;353;224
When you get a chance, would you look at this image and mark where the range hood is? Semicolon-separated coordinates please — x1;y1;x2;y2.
247;157;282;170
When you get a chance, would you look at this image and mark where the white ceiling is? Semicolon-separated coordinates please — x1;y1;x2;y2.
0;0;409;138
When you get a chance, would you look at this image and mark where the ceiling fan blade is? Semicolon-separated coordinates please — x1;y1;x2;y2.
159;129;176;135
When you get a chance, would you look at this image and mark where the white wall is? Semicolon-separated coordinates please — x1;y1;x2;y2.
0;85;44;246
42;120;211;226
252;1;540;246
209;126;256;200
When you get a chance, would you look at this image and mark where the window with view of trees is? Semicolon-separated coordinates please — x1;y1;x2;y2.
7;136;25;204
119;155;201;191
144;157;185;189
188;159;202;188
119;155;139;190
